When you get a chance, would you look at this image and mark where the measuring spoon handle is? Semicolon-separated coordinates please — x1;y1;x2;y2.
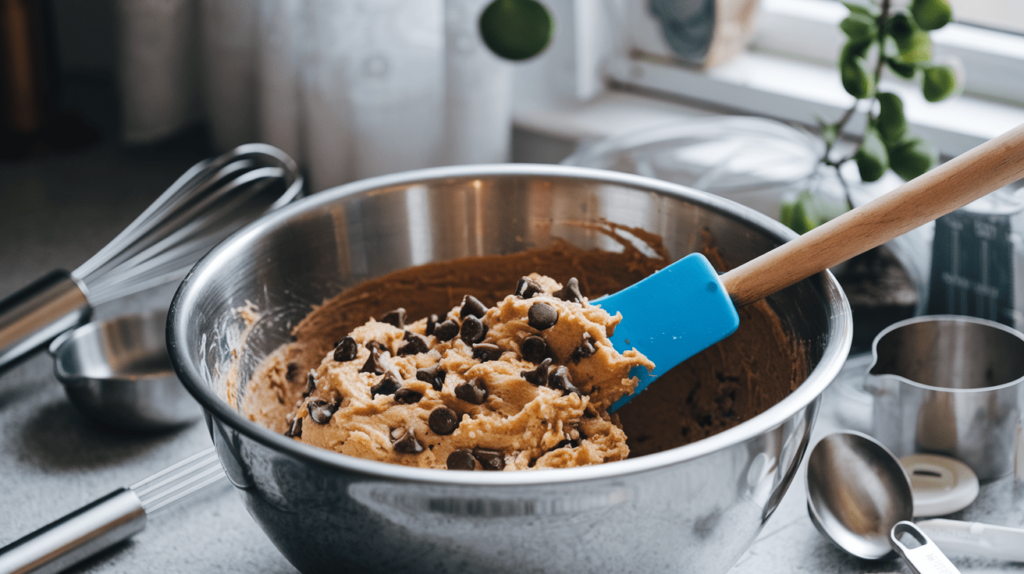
891;521;962;574
918;518;1024;562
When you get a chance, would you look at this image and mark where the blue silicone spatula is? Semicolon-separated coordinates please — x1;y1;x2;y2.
604;123;1024;412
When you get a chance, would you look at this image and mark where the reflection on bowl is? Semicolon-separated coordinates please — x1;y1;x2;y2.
168;164;851;574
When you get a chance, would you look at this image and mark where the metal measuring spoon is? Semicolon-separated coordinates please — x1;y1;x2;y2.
806;431;961;573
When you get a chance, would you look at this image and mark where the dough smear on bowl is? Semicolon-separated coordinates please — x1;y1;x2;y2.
241;230;805;470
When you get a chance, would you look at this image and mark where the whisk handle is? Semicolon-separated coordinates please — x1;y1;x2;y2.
0;270;91;374
0;488;147;574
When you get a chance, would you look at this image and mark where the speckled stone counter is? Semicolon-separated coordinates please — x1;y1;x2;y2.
2;137;1021;574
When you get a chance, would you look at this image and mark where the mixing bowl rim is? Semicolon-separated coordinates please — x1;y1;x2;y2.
168;162;851;486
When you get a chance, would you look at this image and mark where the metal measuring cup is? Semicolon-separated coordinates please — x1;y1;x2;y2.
865;315;1024;481
48;309;201;431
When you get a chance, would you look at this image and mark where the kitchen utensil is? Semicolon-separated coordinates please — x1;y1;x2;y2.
927;185;1024;329
0;143;303;375
901;454;979;517
602;123;1024;411
916;519;1024;562
806;431;960;572
866;315;1024;480
167;163;851;574
0;448;224;574
809;432;1024;567
48;309;200;431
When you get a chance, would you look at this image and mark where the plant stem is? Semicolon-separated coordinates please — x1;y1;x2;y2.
820;0;891;209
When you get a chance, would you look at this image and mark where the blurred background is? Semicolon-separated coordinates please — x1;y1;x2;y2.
4;0;1024;348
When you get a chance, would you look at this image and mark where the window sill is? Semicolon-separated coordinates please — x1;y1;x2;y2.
514;53;1024;160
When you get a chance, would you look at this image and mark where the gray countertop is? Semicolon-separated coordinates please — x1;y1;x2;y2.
2;134;1022;574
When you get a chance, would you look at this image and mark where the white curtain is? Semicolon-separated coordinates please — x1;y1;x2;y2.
116;0;512;192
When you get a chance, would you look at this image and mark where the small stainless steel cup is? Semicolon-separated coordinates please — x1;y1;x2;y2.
867;315;1024;481
51;310;201;431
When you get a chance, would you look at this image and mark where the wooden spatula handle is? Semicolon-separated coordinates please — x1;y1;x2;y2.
721;123;1024;307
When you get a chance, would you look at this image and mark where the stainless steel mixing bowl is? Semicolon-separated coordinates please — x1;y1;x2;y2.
168;164;851;574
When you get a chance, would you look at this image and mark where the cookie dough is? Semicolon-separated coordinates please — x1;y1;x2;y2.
281;275;652;470
241;228;805;469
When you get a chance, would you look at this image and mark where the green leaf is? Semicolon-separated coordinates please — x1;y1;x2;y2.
887;58;917;79
911;0;952;30
855;127;889;182
841;56;874;98
922;64;958;101
842;2;877;18
479;0;553;61
889;13;932;63
780;192;819;234
876;93;906;144
841;37;873;63
821;124;839;147
841;13;878;43
889;137;938;180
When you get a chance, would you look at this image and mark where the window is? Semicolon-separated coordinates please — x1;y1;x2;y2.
524;0;1024;158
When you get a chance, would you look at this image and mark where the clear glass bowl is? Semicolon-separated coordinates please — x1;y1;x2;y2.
562;115;823;221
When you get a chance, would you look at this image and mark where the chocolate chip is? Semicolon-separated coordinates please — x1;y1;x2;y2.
371;371;402;398
454;377;488;404
514;277;544;299
304;371;317;397
307;399;339;424
392;429;424;454
425;314;439;336
460;295;488;320
333;336;358;362
399;332;429;356
521;358;551;386
394;387;423;404
528;302;558;330
548;365;580;395
460;316;485;345
360;347;387;375
415;364;446;391
286;362;300;383
433;319;459;342
555;277;585;304
380;308;406;328
472;343;502;362
473;448;505;471
570;332;596;363
428;407;459;435
521;336;548;363
284;417;303;438
365;340;387;353
447;449;477;470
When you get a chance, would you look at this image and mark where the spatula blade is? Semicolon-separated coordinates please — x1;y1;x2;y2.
599;253;739;412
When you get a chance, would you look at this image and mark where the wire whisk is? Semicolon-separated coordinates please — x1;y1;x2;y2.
75;144;303;304
0;143;303;373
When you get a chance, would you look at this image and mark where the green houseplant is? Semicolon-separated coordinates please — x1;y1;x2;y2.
781;0;960;234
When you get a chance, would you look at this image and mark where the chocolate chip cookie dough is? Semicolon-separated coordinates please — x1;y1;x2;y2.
277;275;651;470
242;229;805;470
